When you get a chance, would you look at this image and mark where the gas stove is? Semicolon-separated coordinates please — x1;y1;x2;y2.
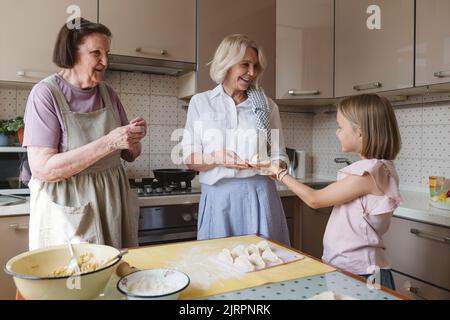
129;177;200;197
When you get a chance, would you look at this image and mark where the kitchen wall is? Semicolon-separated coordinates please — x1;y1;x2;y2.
306;100;450;191
1;71;449;191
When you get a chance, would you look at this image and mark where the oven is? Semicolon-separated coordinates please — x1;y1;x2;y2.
138;204;199;246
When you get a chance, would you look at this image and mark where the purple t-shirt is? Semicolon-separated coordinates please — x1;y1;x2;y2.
23;73;129;152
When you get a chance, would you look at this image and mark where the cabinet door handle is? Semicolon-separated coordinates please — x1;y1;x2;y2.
288;90;320;96
410;228;450;244
9;223;29;230
434;70;450;78
136;47;168;56
353;82;382;91
17;70;52;78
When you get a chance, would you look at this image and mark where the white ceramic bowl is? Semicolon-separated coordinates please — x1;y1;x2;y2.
117;268;190;300
4;243;122;300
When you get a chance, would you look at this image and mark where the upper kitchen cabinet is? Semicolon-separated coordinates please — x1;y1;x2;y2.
276;0;334;100
416;0;450;86
0;0;97;83
98;0;196;64
334;0;414;97
197;0;276;98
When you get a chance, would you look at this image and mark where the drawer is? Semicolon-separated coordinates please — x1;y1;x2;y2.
392;271;450;300
384;217;450;290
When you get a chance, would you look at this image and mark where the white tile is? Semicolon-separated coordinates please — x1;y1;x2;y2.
16;89;30;117
312;152;329;177
150;74;178;96
280;113;294;129
121;93;150;123
149;154;178;173
149;125;178;153
312;126;329;153
421;125;450;160
283;128;295;148
121;72;150;95
398;125;422;158
123;155;150;178
104;71;121;93
140;133;150;155
313;112;331;129
395;158;422;187
422;102;450;125
394;105;422;126
150;95;178;125
0;88;17;119
177;104;187;128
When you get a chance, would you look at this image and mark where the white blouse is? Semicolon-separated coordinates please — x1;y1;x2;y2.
181;84;289;185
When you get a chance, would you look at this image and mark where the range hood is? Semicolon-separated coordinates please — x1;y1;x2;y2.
108;54;196;76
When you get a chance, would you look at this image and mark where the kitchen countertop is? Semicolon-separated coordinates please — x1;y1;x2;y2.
2;179;449;228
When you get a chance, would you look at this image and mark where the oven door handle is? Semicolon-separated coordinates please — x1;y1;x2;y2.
139;231;198;243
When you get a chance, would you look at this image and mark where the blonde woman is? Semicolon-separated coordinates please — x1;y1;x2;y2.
181;34;290;245
252;94;402;290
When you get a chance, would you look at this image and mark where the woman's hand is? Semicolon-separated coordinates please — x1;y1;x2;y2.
212;150;250;170
129;117;147;137
106;123;146;151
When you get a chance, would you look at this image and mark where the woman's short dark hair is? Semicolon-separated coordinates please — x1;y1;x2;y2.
53;17;112;68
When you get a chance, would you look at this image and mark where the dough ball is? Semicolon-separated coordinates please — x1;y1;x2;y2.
233;255;255;272
230;245;245;258
218;248;234;264
249;252;266;268
262;247;283;264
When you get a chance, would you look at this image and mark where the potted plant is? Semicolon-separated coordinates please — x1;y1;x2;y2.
0;117;25;146
0;119;10;146
6;117;25;145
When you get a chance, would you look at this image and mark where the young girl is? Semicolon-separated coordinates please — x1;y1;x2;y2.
254;94;402;291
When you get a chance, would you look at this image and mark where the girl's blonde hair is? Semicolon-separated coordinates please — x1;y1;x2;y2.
209;34;267;87
337;94;401;160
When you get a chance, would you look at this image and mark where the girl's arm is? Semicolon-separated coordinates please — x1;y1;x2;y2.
281;173;377;209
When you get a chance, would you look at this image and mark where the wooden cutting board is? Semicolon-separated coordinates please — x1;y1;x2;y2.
123;235;336;299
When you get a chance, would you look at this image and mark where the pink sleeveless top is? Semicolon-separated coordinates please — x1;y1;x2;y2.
322;159;402;274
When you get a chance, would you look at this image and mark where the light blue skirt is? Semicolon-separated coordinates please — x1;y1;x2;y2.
197;175;291;246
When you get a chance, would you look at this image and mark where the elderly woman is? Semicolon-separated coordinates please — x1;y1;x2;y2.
23;18;146;250
181;34;290;245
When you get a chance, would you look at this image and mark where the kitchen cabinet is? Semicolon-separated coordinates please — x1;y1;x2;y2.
196;0;276;98
98;0;196;63
0;0;97;83
334;0;414;97
281;196;301;250
0;215;29;300
300;203;332;259
383;216;450;299
276;0;334;99
415;0;450;86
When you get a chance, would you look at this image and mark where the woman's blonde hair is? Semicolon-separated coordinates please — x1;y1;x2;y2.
337;94;401;160
209;34;267;87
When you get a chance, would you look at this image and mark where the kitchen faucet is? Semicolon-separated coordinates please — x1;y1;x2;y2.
334;158;352;166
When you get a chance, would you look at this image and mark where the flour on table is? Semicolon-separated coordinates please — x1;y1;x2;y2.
166;246;244;291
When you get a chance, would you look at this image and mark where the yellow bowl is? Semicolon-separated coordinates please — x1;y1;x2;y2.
4;243;122;300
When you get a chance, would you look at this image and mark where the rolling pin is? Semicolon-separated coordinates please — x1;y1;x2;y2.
116;261;139;278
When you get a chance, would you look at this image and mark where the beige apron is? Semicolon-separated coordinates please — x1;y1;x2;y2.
28;75;139;250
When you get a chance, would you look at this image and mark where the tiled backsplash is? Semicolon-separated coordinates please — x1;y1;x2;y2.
1;72;449;191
